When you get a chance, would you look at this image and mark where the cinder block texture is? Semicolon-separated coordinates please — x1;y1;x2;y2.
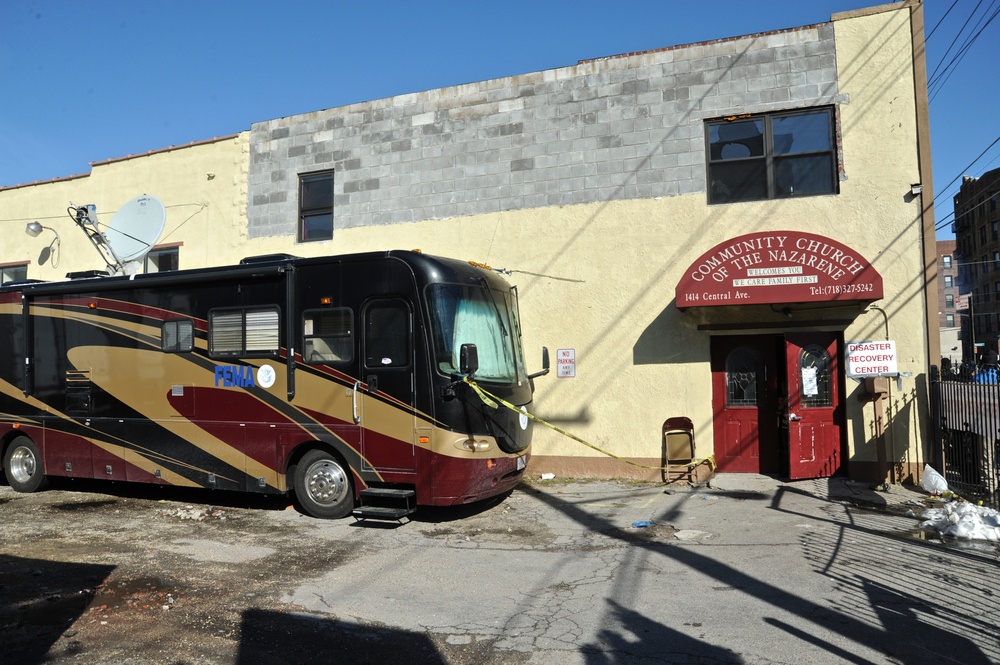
248;24;838;238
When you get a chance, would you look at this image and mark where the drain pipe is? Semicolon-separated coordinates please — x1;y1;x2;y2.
865;304;897;486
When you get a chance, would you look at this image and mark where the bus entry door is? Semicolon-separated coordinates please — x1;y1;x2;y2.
360;298;416;473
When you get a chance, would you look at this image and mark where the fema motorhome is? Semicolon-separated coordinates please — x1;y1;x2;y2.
0;251;547;518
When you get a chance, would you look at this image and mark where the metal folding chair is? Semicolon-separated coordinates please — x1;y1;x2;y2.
662;416;696;484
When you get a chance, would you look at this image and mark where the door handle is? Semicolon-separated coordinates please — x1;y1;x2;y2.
352;380;361;424
789;412;801;421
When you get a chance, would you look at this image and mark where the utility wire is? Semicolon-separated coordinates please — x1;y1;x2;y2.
933;135;1000;207
927;0;985;85
926;0;961;41
928;1;1000;102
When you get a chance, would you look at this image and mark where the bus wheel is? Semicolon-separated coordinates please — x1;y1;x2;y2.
293;449;354;519
3;436;49;493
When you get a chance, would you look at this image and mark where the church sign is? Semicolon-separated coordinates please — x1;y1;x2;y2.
676;231;883;309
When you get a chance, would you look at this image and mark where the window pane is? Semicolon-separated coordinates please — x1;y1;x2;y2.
2;265;28;284
773;112;831;154
210;311;243;355
304;308;353;363
709;120;765;159
726;347;761;407
365;301;409;368
709;161;767;203
162;319;194;353
301;174;333;210
246;309;280;352
302;213;333;241
145;248;179;273
800;346;832;408
773;155;835;197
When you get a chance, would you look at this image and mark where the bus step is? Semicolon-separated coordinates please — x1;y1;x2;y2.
354;487;417;521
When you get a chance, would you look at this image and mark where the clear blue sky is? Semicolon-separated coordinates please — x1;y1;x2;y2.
2;1;996;238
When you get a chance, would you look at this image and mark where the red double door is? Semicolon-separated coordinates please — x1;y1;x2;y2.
710;333;844;479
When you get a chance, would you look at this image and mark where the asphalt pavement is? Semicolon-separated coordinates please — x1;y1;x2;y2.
280;474;1000;664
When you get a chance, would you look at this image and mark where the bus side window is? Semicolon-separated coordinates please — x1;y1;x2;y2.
303;308;353;364
162;319;194;353
365;300;409;368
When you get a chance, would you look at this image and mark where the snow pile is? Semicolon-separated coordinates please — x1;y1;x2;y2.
920;501;1000;541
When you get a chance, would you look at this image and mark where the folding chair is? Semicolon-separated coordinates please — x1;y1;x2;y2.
662;416;696;484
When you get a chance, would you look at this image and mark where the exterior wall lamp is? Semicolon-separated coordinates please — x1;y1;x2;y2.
25;221;61;267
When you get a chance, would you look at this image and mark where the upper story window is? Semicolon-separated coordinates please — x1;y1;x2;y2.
706;107;838;204
944;275;953;288
299;171;334;242
943;255;952;269
1;262;28;285
144;245;179;273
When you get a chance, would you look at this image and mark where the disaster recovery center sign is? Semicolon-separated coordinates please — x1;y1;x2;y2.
675;230;883;309
846;340;897;378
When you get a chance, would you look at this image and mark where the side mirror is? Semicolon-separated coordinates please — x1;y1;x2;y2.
460;343;479;376
528;346;550;380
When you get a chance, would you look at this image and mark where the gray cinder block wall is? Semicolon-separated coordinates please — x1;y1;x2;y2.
247;24;839;238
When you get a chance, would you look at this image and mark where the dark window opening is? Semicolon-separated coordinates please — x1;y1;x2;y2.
299;171;334;242
145;247;179;273
365;300;410;369
707;107;838;204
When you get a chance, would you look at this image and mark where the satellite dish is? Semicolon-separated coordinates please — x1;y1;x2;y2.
103;195;166;263
68;194;166;276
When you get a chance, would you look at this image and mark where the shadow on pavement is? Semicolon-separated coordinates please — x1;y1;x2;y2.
0;555;115;665
527;482;996;664
235;608;448;664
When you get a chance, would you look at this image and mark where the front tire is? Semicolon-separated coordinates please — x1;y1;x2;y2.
3;436;48;493
292;449;354;519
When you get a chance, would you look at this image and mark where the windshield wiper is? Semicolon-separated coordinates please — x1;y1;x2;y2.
480;278;508;337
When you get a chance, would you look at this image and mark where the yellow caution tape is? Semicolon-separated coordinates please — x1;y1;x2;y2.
464;377;716;473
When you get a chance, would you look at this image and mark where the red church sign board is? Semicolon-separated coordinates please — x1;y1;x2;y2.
676;231;883;309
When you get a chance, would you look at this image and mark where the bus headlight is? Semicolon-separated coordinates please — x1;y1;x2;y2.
455;438;492;452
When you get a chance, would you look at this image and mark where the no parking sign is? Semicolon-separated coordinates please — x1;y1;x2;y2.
557;348;576;378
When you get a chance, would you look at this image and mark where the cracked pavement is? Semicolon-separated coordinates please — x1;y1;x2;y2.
1;477;998;663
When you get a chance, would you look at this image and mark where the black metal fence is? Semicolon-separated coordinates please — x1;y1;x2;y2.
932;365;1000;508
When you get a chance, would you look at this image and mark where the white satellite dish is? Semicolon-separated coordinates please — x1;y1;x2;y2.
68;194;166;276
104;195;166;263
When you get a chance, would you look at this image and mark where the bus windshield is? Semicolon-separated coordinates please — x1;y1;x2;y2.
428;282;527;384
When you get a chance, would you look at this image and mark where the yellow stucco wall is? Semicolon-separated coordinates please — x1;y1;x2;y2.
1;133;248;280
